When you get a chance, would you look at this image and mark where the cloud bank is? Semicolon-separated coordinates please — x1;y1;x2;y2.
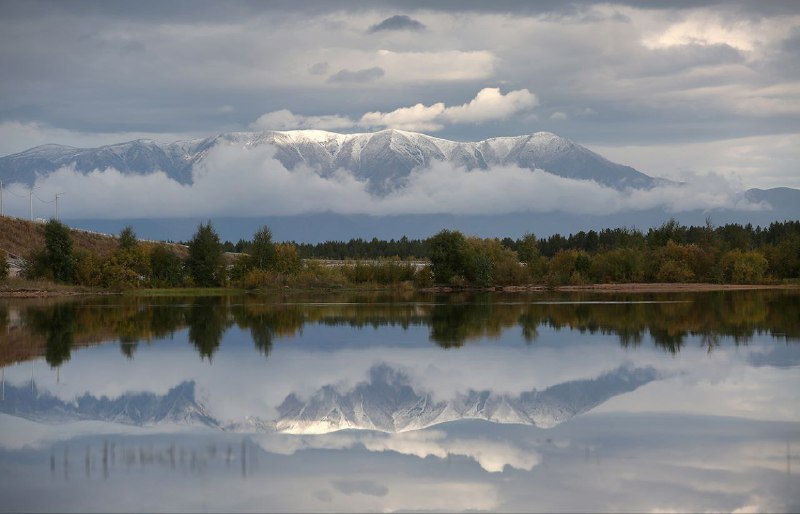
1;141;766;220
250;87;538;132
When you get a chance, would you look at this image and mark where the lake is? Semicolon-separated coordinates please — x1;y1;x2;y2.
1;290;798;512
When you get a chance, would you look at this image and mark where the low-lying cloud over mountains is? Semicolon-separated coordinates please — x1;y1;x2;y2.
0;128;785;223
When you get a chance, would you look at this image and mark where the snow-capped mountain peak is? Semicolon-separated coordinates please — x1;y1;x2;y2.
0;129;656;193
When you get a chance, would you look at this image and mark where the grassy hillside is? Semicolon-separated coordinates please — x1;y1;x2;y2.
0;215;184;261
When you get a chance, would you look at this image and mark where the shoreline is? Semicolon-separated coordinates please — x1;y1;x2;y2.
2;282;799;298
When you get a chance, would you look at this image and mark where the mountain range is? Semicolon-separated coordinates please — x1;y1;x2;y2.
0;129;657;194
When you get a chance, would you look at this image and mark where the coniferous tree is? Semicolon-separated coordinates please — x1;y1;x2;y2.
186;222;224;286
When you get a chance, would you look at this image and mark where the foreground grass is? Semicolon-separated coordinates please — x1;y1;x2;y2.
0;276;106;296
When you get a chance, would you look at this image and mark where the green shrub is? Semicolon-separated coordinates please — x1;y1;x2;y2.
0;249;9;280
720;249;768;284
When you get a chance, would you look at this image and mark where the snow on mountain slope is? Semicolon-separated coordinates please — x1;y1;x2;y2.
0;129;657;193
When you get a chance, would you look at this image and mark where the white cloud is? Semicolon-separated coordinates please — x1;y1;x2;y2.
361;87;537;131
249;109;356;131
249;87;537;132
360;102;446;132
639;11;800;53
441;87;538;124
588;133;800;189
550;111;568;120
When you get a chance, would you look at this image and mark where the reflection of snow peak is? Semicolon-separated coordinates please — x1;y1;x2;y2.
1;365;658;434
275;364;659;434
0;381;217;427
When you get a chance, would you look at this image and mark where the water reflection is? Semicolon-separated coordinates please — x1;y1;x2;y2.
1;290;798;367
0;291;798;512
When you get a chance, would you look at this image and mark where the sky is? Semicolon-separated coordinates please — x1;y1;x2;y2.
0;0;798;190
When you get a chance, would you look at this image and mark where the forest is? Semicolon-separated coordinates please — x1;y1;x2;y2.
2;218;799;290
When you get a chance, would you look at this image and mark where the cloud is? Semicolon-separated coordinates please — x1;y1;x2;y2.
550;112;568;120
588;133;800;189
0;141;768;220
331;480;388;497
360;102;446;132
326;66;385;84
308;61;329;75
249;109;355;131
440;87;539;124
368;15;426;33
360;87;537;131
248;87;537;132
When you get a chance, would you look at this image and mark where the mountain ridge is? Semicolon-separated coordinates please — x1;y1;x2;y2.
0;129;656;193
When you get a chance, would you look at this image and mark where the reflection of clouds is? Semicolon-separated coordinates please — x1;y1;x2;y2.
0;414;797;512
253;430;540;473
331;479;388;497
361;430;541;473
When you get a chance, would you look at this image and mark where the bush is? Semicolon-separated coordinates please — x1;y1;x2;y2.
721;249;768;284
545;249;590;286
343;259;417;285
44;219;75;283
243;269;272;290
655;259;695;282
100;263;141;290
73;250;102;287
0;249;9;280
589;248;645;283
23;248;51;280
414;266;434;288
273;243;301;275
150;246;186;287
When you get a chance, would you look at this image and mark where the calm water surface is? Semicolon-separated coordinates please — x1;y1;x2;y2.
1;291;798;512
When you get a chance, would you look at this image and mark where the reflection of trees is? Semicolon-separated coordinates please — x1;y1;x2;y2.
187;297;227;361
6;290;800;364
25;303;77;367
231;304;305;357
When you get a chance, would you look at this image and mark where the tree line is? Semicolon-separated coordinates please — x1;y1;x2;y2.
4;218;799;288
14;220;301;289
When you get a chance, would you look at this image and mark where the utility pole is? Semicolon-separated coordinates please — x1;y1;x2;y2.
28;186;39;221
0;180;3;217
55;192;64;219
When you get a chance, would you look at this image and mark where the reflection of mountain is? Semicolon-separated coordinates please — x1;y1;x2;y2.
1;365;658;434
275;364;659;434
0;381;218;427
